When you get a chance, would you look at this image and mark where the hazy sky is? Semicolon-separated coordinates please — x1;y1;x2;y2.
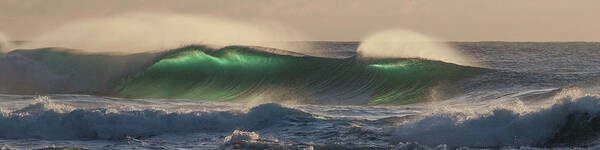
1;0;599;41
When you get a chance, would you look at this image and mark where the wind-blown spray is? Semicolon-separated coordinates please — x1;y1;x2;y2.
18;13;306;54
357;29;475;66
0;32;9;53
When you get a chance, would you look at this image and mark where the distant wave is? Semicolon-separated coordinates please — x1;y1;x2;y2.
0;47;158;94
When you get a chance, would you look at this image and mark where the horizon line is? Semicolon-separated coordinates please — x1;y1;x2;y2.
8;40;600;43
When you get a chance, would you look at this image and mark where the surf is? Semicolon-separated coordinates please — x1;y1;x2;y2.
0;45;486;105
117;45;485;105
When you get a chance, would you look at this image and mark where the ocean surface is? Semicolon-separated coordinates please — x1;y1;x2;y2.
2;42;600;149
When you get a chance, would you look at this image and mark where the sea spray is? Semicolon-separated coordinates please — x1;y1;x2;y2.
358;29;476;66
17;13;308;54
0;97;313;140
392;96;600;148
0;32;9;53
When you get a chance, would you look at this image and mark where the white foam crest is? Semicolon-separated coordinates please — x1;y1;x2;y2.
357;29;476;66
12;96;74;115
18;13;307;54
0;98;313;140
393;96;600;148
223;130;261;145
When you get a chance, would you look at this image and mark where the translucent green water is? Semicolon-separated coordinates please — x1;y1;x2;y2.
118;46;485;105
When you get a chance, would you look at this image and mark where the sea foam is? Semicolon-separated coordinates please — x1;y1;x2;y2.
0;97;313;140
392;96;600;148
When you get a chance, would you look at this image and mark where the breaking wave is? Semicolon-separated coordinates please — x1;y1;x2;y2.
118;45;484;105
4;95;600;149
392;95;600;148
0;96;313;140
0;45;485;105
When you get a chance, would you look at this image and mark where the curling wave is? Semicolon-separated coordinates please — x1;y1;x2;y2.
0;45;485;105
118;45;485;105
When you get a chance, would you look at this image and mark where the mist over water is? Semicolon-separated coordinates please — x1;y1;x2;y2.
0;32;9;53
17;13;308;54
357;29;476;66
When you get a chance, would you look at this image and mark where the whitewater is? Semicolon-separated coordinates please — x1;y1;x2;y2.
2;42;600;149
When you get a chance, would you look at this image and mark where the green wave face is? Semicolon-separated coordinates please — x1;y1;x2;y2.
118;46;484;105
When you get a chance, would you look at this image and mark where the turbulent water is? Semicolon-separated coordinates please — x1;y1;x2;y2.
2;42;600;149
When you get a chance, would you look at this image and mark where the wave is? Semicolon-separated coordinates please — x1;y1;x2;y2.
117;45;485;105
4;95;600;149
5;96;600;148
0;45;485;105
0;96;313;140
0;47;158;94
391;95;600;148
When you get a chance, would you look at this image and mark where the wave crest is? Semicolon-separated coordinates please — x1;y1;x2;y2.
0;98;313;140
118;45;484;105
358;29;475;66
393;96;600;148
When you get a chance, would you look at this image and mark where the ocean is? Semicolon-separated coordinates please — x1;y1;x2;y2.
1;42;600;149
